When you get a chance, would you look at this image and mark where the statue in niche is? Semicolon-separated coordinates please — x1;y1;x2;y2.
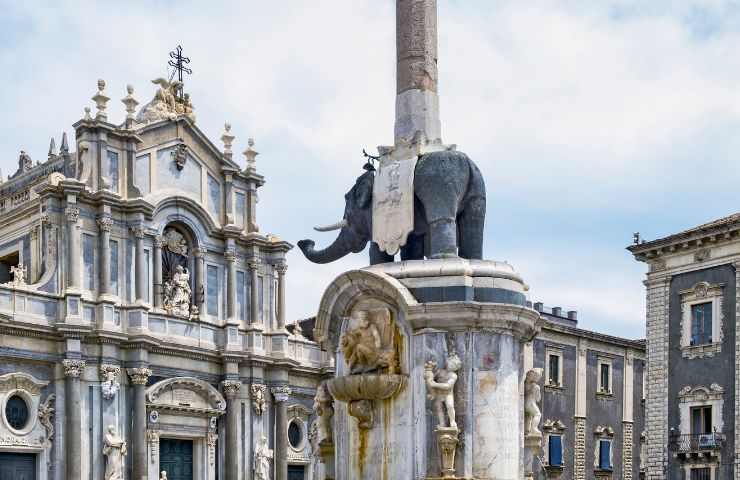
254;435;273;480
524;368;543;437
339;309;398;374
103;425;127;480
424;352;462;430
313;382;334;443
163;265;191;318
164;228;188;256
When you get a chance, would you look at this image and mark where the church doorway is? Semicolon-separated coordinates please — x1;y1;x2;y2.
0;452;35;480
160;438;193;480
288;464;305;480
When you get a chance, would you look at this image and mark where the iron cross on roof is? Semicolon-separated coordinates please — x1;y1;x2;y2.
168;45;192;84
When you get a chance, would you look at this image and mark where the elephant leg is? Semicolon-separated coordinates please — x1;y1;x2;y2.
428;217;458;259
401;234;425;261
370;242;395;265
458;196;486;260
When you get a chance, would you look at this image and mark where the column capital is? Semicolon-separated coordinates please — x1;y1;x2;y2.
97;215;114;232
40;213;51;224
127;367;152;385
65;206;80;223
275;263;288;275
130;225;146;239
271;385;291;403
224;248;237;262
193;247;206;259
63;359;86;377
222;380;242;398
248;260;261;271
154;235;166;248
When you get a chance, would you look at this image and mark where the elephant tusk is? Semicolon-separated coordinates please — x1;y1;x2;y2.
314;219;348;232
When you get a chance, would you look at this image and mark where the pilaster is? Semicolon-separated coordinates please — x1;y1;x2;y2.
272;385;291;480
222;379;242;480
63;359;86;480
574;338;588;480
645;275;670;480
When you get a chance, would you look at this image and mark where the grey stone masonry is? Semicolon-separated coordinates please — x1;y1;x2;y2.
645;276;670;480
623;421;634;480
574;417;586;480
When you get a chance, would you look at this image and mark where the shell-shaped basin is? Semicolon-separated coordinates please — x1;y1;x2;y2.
327;374;406;403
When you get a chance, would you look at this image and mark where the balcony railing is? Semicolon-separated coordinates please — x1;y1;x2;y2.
669;432;725;453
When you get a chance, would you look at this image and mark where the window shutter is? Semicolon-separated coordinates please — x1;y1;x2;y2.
704;304;712;344
549;435;563;466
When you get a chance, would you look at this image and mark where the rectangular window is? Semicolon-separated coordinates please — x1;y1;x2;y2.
548;435;563;466
691;468;711;480
258;276;264;323
135;153;150;195
235;191;246;228
548;354;561;386
691;406;712;435
207;265;219;316
691;302;713;346
144;249;150;303
237;271;246;321
207;174;221;220
83;233;95;291
598;440;611;470
107;150;119;193
600;364;610;392
110;240;119;296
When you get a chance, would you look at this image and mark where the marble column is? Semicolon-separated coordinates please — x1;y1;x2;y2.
63;359;86;480
275;263;287;330
272;386;291;480
97;215;113;296
249;261;260;325
194;247;206;311
131;226;146;304
65;206;81;290
222;380;242;480
226;248;237;324
128;367;152;480
153;236;164;309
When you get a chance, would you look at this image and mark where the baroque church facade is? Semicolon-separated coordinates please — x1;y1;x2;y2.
0;78;327;480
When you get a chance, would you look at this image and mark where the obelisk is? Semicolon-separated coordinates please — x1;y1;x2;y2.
394;0;442;145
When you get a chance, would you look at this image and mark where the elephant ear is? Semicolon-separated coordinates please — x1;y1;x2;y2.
353;171;374;209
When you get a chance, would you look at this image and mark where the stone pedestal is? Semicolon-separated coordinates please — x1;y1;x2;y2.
314;259;541;480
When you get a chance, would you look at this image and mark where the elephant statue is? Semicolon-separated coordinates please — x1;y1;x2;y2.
298;150;486;265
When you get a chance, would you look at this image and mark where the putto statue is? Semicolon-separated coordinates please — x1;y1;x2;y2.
254;435;273;480
163;265;192;318
103;425;127;480
6;262;26;286
524;368;543;438
424;352;462;430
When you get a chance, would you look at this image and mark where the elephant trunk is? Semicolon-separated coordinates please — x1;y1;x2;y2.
298;229;361;264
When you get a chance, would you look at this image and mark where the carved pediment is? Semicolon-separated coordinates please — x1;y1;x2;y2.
679;384;724;402
146;377;225;414
0;373;49;395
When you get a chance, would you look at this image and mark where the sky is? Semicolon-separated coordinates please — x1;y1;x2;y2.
3;0;740;339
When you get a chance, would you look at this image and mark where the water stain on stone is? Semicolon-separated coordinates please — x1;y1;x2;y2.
478;372;497;394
